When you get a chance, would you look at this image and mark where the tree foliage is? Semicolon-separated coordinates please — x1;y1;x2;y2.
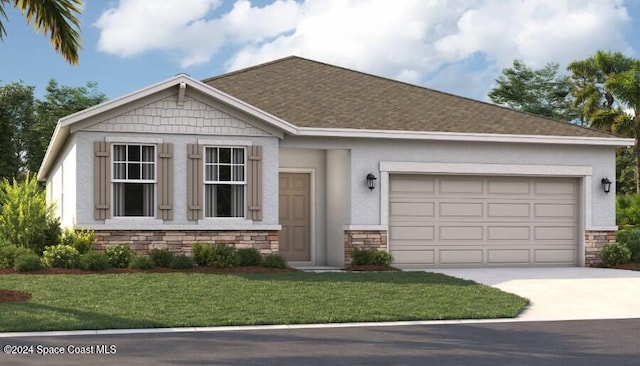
488;60;577;121
27;79;106;174
0;0;83;64
568;51;640;191
0;79;106;176
0;82;35;178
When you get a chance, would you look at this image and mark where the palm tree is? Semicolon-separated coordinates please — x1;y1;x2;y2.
568;51;640;191
0;0;83;64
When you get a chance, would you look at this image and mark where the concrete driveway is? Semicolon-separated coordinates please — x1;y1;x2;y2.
425;267;640;321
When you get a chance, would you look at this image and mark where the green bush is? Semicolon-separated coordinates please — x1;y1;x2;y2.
262;253;287;269
192;242;213;266
0;245;35;269
169;255;195;269
80;252;111;271
351;248;394;267
600;242;632;267
0;174;60;254
105;244;134;268
616;229;640;262
617;194;640;231
207;244;240;268
42;244;81;269
238;247;262;266
149;249;174;267
13;253;44;272
128;256;155;270
61;228;94;254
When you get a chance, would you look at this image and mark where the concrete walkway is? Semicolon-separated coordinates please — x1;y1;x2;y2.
425;267;640;321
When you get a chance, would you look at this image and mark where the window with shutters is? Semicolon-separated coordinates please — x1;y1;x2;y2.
204;147;245;218
112;144;156;217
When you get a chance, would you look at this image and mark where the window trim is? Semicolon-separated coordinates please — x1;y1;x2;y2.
110;143;158;218
203;146;247;219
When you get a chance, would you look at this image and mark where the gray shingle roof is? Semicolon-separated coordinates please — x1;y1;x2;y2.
204;56;617;138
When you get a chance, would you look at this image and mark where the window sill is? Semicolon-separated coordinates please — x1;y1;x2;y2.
105;217;164;228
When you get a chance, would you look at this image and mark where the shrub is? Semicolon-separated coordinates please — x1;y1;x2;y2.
105;244;134;268
617;194;640;231
169;255;195;269
600;242;632;267
238;247;262;266
13;253;44;272
149;249;174;267
128;256;155;270
42;244;81;269
351;248;394;267
207;244;240;268
0;245;35;269
616;229;640;262
61;228;94;254
80;252;111;271
192;242;213;266
262;253;287;269
0;174;60;254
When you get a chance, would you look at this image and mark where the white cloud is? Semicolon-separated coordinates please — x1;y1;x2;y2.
95;0;221;57
95;0;633;99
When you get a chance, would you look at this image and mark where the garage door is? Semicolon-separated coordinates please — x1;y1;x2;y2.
389;175;579;267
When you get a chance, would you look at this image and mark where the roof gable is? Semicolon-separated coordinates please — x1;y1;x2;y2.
38;74;295;180
204;56;622;139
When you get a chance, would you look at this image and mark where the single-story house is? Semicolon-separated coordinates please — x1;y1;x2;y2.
37;56;633;268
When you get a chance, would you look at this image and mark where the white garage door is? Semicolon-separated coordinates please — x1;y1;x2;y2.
389;175;579;267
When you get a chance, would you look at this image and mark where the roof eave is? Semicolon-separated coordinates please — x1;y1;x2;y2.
295;127;635;146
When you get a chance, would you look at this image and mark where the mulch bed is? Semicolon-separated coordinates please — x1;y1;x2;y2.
0;266;299;276
0;289;31;304
344;265;401;272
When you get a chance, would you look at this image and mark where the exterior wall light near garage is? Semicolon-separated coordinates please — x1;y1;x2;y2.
366;173;377;191
601;177;612;193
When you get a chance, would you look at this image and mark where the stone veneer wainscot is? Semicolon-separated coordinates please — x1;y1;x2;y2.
94;230;279;255
344;230;388;265
584;230;617;267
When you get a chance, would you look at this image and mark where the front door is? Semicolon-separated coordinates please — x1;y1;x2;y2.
279;172;311;262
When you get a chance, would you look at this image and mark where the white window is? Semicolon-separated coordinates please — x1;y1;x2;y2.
204;147;245;218
112;144;156;217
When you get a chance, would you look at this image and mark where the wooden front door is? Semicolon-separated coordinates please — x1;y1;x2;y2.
279;173;311;262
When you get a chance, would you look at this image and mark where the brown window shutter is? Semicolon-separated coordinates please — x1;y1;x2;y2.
157;143;174;220
247;145;263;221
187;144;203;220
94;141;111;220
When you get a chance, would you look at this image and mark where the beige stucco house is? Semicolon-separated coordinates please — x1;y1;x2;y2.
37;56;633;267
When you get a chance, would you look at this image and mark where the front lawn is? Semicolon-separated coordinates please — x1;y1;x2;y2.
0;272;528;332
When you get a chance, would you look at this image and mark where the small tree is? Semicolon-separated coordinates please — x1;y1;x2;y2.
0;173;60;254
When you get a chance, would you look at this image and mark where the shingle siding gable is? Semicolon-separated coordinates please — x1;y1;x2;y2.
83;95;271;137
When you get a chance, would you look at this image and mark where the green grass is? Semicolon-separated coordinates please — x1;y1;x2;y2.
0;272;528;332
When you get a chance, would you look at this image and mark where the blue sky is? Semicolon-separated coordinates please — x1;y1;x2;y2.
1;0;639;102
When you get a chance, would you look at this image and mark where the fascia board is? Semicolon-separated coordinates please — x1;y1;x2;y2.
296;127;635;146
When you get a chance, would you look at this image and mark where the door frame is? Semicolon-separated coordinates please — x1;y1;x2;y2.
278;168;315;266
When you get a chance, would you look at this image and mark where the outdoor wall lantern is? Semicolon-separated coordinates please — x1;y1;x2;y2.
601;177;612;194
366;173;377;191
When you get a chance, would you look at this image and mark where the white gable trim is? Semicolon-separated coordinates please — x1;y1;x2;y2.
38;74;297;180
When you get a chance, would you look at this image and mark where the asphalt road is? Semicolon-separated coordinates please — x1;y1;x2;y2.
1;319;638;366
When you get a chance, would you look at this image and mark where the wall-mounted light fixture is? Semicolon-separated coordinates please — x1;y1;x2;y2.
366;173;377;191
601;178;612;194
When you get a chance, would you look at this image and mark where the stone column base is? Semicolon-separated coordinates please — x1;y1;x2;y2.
344;230;388;265
585;230;617;267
